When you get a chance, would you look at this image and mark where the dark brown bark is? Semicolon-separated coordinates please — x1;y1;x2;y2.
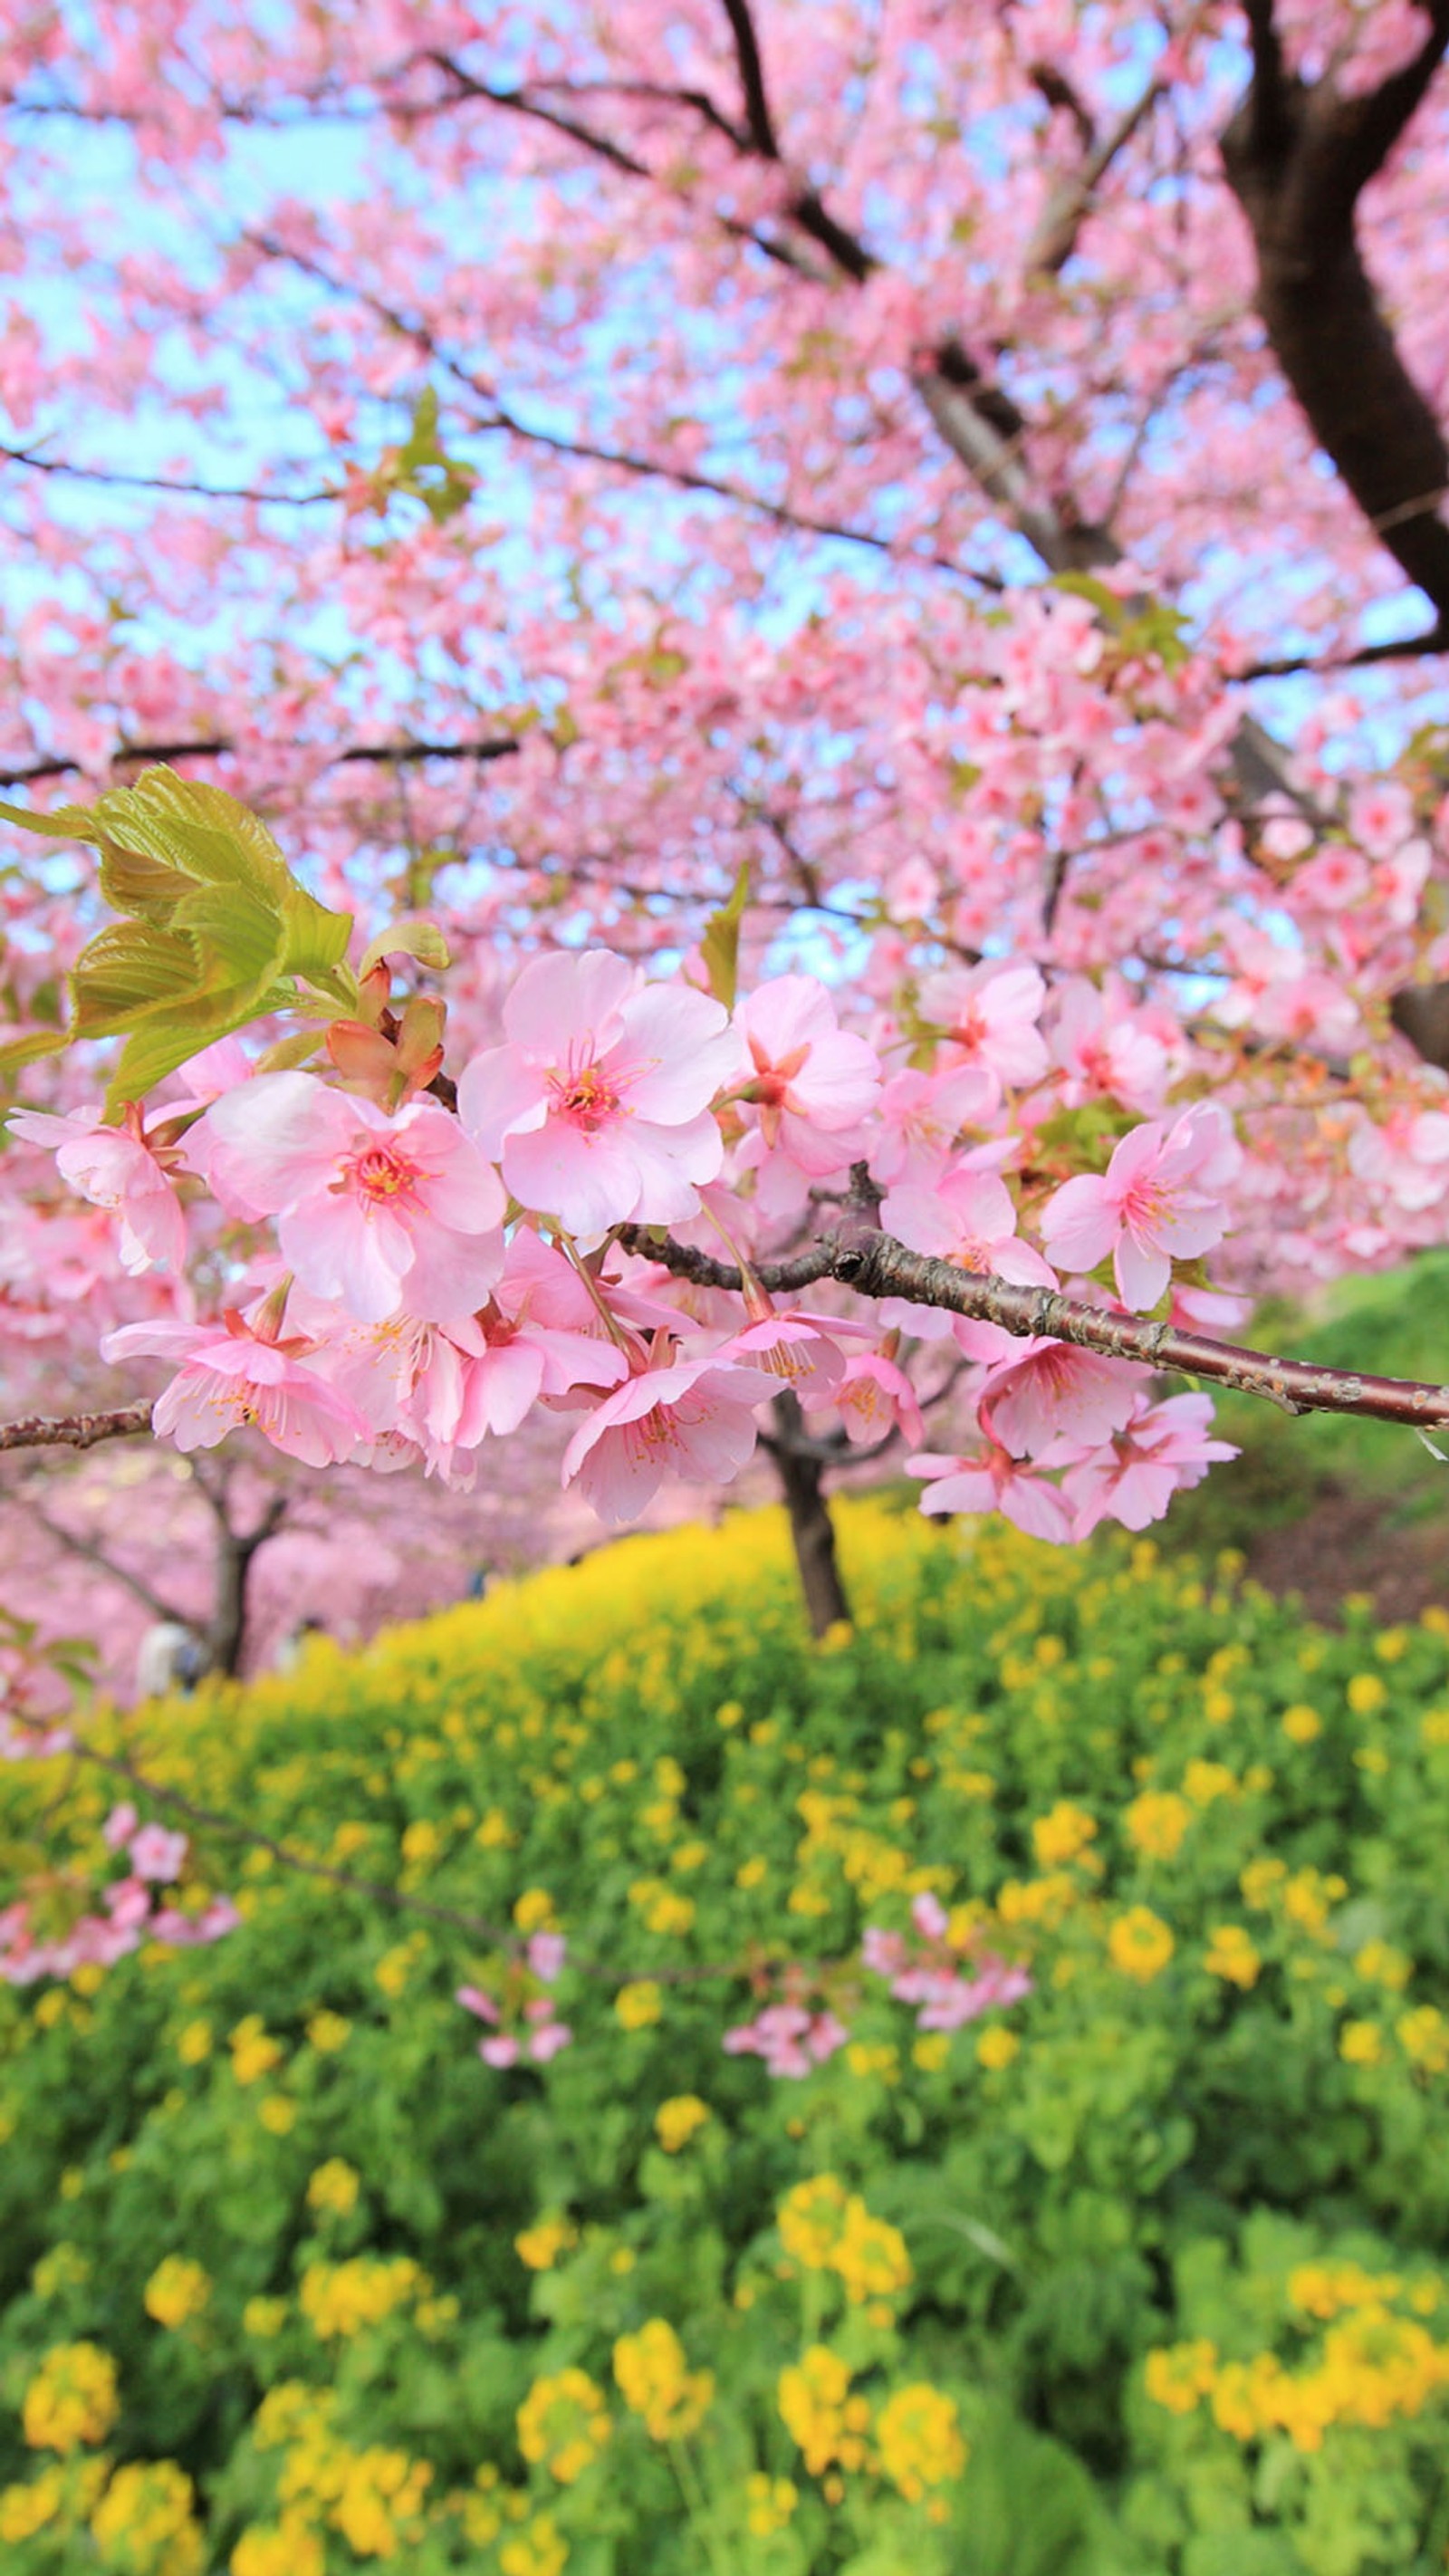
766;1392;853;1638
1221;1;1449;628
193;1471;288;1677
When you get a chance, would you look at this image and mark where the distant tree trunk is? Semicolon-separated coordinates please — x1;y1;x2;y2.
196;1472;287;1677
768;1392;852;1638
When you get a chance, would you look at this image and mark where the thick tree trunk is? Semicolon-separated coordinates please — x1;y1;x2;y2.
769;1392;852;1638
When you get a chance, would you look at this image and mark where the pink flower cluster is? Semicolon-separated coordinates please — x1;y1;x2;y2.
723;1995;852;2078
456;1932;572;2066
12;947;1250;1543
0;1804;238;1987
862;1894;1032;2032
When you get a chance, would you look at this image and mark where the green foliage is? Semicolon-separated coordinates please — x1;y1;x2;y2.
0;768;355;1113
697;863;751;1011
371;388;478;526
2;1502;1449;2571
357;918;450;981
1166;1253;1449;1563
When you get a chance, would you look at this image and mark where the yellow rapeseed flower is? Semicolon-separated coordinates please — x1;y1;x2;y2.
976;2026;1020;2071
1339;2020;1387;2067
1281;1703;1322;1744
1204;1926;1262;1990
613;2320;714;2440
230;2510;326;2576
514;2216;577;2271
91;2459;204;2576
745;2474;798;2537
615;1981;663;2029
1030;1802;1097;1867
1108;1908;1175;1983
516;2369;611;2483
22;2344;119;2453
1144;2341;1218;2414
513;1889;557;1932
655;2096;711;2152
1124;1790;1191;1860
306;2158;360;2216
875;2383;968;2502
1398;2005;1449;2073
229;2017;283;2085
1;2469;65;2543
144;2256;211;2331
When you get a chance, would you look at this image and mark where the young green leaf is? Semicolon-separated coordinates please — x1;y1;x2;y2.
698;864;751;1013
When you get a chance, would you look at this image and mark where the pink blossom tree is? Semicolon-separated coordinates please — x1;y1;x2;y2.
3;0;1449;1655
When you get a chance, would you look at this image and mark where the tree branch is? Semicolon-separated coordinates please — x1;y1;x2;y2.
0;1405;154;1455
1221;0;1449;624
245;228;963;571
0;444;332;507
1025;53;1172;277
621;1223;1449;1429
0;735;520;791
718;0;780;155
25;1503;188;1624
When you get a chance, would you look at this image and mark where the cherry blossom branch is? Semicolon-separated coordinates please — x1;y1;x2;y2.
1024;49;1175;275
1237;623;1449;680
0;735;520;791
52;1735;840;1992
0;444;332;506
25;1501;189;1626
0;1404;154;1455
621;1224;1449;1427
242;228;983;578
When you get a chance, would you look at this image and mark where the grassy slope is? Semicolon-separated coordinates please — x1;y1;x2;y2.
1146;1254;1449;1606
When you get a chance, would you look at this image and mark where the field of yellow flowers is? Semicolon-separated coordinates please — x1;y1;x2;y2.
3;1498;1449;2574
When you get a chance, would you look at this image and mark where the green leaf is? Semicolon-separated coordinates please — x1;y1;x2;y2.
359;917;452;980
698;865;750;1013
0;766;356;1112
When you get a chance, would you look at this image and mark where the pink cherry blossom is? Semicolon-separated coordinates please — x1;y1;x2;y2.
526;1931;567;1981
810;1348;925;1448
977;1339;1142;1459
458;950;738;1240
102;1802;139;1850
522;1996;573;2061
868;1065;997;1189
192;1072;505;1323
915;962;1050;1093
1044;978;1171;1114
101;1314;373;1467
733;974;879;1172
129;1823;188;1883
8;1101;187;1273
561;1353;772;1523
1062;1393;1237;1536
720;1306;850;1399
722;2002;850;2078
883;1167;1059;1290
1039;1104;1240;1311
907;1444;1076;1544
152;1896;241;1946
456;1984;499;2023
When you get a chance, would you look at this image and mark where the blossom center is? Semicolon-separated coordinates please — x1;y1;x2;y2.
551;1062;623;1130
346;1144;420;1205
